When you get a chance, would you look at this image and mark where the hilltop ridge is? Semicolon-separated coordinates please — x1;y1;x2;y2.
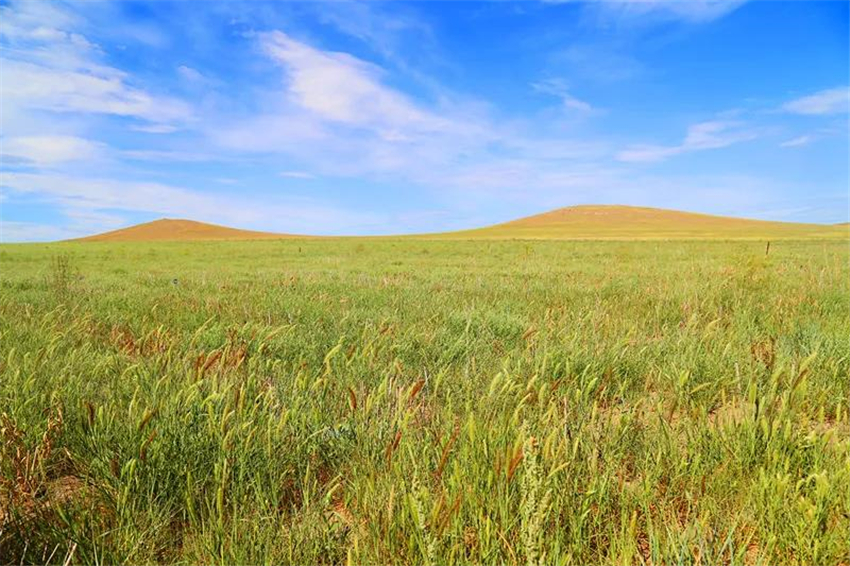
76;218;289;242
73;205;849;242
440;204;848;240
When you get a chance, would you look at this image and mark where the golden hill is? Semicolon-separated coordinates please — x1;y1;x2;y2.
438;205;849;240
77;219;289;242
74;206;848;242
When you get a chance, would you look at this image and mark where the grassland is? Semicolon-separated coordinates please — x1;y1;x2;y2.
0;238;848;565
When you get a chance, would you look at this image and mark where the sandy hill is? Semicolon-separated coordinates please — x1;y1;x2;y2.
438;205;849;240
77;219;289;242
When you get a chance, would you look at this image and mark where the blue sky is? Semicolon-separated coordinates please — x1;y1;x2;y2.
0;0;848;241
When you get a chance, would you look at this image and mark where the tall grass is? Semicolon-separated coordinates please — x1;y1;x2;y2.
0;239;847;564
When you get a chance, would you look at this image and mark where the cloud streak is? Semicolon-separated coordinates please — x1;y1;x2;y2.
259;30;464;136
617;120;758;163
1;59;193;126
2;135;106;165
0;1;192;130
532;79;595;113
214;30;613;198
0;171;386;237
783;86;849;116
780;135;814;148
550;0;749;24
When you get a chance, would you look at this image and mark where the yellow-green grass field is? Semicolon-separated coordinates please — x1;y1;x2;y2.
1;237;848;564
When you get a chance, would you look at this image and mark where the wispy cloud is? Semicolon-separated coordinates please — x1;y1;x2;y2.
532;79;595;113
617;119;758;162
0;221;77;243
780;135;814;148
551;44;644;84
0;1;82;43
214;30;499;181
550;0;749;24
131;124;179;134
1;59;193;126
0;1;192;130
620;0;748;23
1;135;106;165
177;65;205;83
259;30;460;135
783;86;849;116
279;171;316;179
210;28;626;206
311;1;440;78
0;171;386;237
119;149;216;162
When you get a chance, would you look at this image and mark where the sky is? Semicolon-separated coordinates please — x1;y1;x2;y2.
0;0;848;242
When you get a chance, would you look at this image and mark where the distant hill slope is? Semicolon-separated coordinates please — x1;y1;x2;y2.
73;206;848;242
436;205;849;240
76;219;289;242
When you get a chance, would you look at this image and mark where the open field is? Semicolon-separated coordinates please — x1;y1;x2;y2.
1;238;848;564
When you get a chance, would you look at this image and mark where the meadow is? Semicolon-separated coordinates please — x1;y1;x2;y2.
0;238;848;565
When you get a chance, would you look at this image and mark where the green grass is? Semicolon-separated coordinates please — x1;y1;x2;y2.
1;239;848;565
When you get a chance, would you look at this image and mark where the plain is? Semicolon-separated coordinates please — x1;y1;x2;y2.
0;238;848;564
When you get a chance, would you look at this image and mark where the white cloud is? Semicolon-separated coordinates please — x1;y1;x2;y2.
0;172;385;237
0;221;76;243
0;209;128;243
783;87;849;116
216;30;614;194
2;135;105;165
627;0;747;22
532;79;595;113
279;171;316;179
544;0;747;24
214;31;502;183
682;120;754;149
617;120;758;162
554;44;644;84
177;65;205;83
1;59;192;125
62;209;128;230
780;135;814;148
551;0;748;24
2;171;228;218
615;144;680;163
0;2;192;131
0;2;82;42
312;1;437;72
131;124;179;134
119;149;215;162
259;30;461;136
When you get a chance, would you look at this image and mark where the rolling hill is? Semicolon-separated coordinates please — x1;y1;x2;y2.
76;219;289;242
438;205;849;240
74;206;849;242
